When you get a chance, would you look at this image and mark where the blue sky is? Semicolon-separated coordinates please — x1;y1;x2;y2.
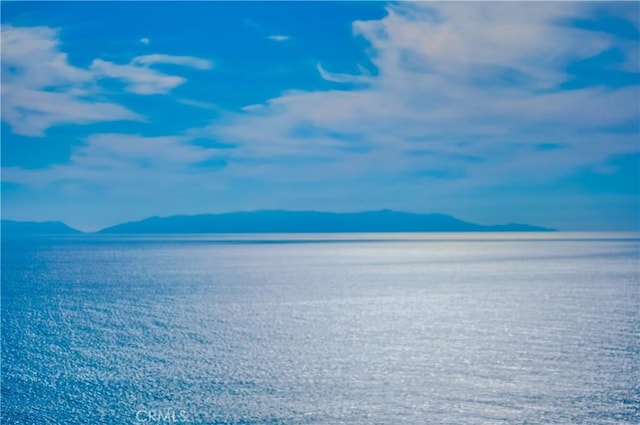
1;1;639;231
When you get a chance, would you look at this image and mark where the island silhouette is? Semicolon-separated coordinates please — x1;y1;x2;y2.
2;210;555;234
1;220;81;235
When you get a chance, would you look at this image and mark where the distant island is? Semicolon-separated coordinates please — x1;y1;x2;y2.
1;211;555;235
97;210;554;233
1;220;82;235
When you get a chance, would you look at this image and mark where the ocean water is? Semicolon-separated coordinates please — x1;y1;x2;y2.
1;233;639;424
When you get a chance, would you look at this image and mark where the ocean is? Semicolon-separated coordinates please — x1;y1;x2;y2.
1;233;638;424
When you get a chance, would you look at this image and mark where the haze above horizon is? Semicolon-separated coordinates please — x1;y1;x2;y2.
1;2;638;231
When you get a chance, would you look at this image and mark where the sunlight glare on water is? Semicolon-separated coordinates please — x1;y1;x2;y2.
2;233;639;424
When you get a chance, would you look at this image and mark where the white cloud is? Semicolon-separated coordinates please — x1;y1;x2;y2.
74;133;214;167
2;133;225;187
353;2;610;88
91;54;213;95
178;98;217;110
1;24;213;135
199;2;639;188
241;104;264;112
131;54;213;70
90;59;186;95
1;24;141;136
268;35;290;42
1;25;91;87
1;87;142;137
140;37;150;45
317;64;371;84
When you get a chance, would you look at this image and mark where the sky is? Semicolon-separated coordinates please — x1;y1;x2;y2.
1;1;639;232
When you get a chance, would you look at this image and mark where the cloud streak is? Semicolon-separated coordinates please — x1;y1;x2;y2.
1;24;212;135
90;54;213;94
2;133;226;188
131;54;213;70
90;59;186;95
1;25;141;136
204;2;639;189
268;35;290;42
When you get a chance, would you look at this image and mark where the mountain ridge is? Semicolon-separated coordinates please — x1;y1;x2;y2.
97;210;555;233
1;211;556;235
1;220;82;235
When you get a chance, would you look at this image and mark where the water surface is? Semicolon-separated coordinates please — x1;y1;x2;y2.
2;233;638;424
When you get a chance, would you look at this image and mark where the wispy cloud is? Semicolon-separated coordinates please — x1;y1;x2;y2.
90;55;213;95
2;133;226;188
240;104;264;112
317;64;371;85
1;87;143;138
200;2;639;189
1;24;141;136
131;54;213;70
90;59;186;95
268;35;290;42
1;24;213;135
178;98;217;110
1;131;232;229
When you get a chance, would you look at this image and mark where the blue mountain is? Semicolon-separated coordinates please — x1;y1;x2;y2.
1;220;82;235
98;210;554;233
